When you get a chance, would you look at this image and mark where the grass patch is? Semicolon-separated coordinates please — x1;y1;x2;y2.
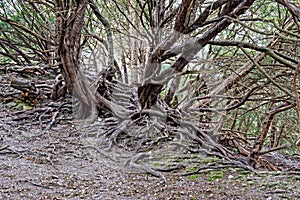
186;166;198;172
188;175;198;180
209;170;224;182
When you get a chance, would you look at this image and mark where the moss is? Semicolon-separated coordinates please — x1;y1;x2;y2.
186;166;198;172
188;175;198;180
209;170;224;182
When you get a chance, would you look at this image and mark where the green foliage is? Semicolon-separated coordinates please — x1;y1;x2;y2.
152;162;161;167
233;147;239;155
5;98;33;110
209;170;224;182
186;166;198;172
188;174;198;180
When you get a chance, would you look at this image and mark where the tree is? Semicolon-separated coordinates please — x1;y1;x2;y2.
1;0;300;170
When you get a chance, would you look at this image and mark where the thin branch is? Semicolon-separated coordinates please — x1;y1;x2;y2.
241;48;295;97
89;0;114;75
208;40;298;70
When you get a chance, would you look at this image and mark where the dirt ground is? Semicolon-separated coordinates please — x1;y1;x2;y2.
1;101;300;200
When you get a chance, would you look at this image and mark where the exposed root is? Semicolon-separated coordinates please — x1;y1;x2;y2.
182;160;256;177
2;70;298;176
125;152;166;182
81;145;117;162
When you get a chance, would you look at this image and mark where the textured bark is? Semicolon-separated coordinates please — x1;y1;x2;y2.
55;0;87;93
174;0;194;32
248;102;295;165
138;0;256;108
55;0;101;120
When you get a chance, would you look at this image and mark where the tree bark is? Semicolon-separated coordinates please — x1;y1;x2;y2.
55;0;100;121
138;0;256;108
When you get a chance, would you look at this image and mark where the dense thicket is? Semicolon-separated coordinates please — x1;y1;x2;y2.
0;0;299;170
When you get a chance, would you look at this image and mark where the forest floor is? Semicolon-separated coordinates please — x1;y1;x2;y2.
0;71;300;200
0;102;300;200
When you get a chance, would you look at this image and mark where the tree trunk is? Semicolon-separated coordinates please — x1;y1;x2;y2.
137;0;256;108
55;0;100;121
